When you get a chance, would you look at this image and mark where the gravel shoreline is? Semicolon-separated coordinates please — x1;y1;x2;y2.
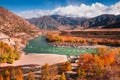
0;53;68;67
50;42;98;49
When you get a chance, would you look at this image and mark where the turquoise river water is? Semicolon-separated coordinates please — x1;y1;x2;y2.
24;36;96;55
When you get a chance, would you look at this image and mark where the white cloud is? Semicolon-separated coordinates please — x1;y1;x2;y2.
15;2;120;19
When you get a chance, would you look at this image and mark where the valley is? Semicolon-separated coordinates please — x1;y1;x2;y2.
0;5;120;80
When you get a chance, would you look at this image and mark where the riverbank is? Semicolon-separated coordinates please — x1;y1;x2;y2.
0;53;68;67
50;42;97;49
24;36;96;55
49;42;119;49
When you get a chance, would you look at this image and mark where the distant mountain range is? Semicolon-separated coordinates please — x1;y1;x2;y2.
27;14;120;30
103;22;120;28
82;14;120;28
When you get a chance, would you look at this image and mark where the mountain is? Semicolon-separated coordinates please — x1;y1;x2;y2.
103;22;120;28
0;7;40;38
27;15;87;30
27;16;61;30
81;14;120;28
51;15;86;28
0;7;40;48
27;14;120;30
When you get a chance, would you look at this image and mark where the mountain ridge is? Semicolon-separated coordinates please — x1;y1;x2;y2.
0;7;40;38
0;7;40;49
27;14;120;30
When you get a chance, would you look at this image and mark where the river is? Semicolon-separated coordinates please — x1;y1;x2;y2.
24;36;96;56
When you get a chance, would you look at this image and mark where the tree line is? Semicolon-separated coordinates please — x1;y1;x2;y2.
0;46;120;80
0;42;21;64
46;34;120;46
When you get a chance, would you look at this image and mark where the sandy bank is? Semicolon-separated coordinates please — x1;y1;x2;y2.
0;53;67;67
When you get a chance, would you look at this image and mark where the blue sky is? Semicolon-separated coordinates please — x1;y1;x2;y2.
0;0;120;18
0;0;120;11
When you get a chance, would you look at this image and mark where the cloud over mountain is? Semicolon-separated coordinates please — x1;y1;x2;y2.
15;1;120;19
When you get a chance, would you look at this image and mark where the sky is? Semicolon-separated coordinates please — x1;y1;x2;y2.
0;0;120;18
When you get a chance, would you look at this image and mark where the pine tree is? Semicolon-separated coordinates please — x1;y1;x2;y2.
5;70;10;80
77;69;81;77
41;63;50;80
57;77;60;80
16;68;23;80
11;68;16;80
6;76;10;80
5;70;10;77
0;74;3;80
65;61;71;71
60;72;66;80
28;72;35;80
